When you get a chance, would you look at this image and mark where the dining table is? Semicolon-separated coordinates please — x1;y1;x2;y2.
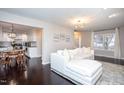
0;49;25;67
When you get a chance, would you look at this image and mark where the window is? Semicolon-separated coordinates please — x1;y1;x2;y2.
94;33;115;51
94;34;104;49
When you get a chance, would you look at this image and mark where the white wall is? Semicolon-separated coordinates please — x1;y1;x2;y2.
26;29;42;57
32;29;42;57
37;30;42;58
119;27;124;59
42;25;74;64
94;50;114;58
81;31;91;47
0;11;74;64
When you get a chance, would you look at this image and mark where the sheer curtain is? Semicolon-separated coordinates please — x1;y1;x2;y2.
91;31;94;50
114;28;121;59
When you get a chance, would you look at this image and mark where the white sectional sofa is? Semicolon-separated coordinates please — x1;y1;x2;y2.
50;47;103;85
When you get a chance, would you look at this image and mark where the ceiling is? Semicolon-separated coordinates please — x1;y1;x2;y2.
0;8;124;31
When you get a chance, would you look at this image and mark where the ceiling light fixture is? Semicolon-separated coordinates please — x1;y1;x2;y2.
74;19;85;31
8;24;16;39
72;17;92;31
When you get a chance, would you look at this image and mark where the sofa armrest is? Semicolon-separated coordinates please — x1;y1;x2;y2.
91;50;94;55
50;53;66;72
91;50;94;59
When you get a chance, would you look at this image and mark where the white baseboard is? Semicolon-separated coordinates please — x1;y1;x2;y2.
95;54;114;59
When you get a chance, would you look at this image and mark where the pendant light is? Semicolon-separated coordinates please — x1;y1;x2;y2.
8;24;16;39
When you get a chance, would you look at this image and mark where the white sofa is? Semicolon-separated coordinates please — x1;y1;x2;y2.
50;47;103;85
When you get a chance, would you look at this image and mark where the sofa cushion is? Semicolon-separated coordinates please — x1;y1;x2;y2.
82;47;91;54
67;59;102;77
63;49;70;61
68;48;81;60
57;50;64;55
56;47;94;61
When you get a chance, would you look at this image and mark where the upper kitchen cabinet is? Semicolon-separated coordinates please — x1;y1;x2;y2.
0;21;38;42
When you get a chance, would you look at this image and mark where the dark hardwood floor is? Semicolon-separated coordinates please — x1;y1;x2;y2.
95;55;124;65
0;58;74;85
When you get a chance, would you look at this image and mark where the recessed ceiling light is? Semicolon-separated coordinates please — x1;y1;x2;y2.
108;13;119;18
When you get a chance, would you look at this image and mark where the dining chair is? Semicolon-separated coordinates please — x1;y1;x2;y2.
0;52;11;69
16;50;26;70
